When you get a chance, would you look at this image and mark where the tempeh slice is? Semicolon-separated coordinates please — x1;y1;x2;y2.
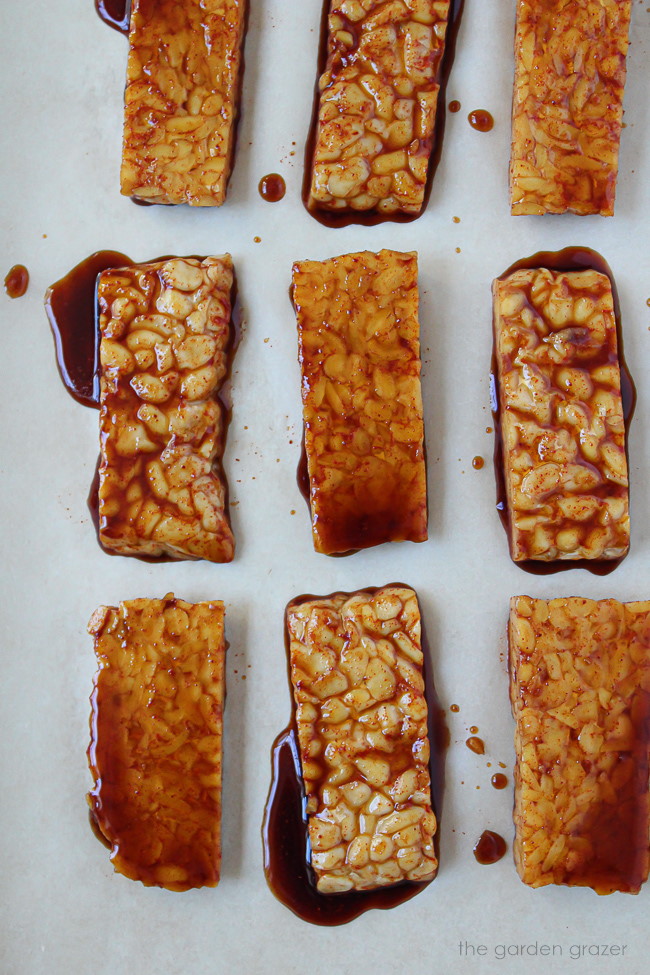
307;1;452;218
87;594;226;891
492;265;629;563
287;586;438;893
97;256;235;562
509;0;632;216
293;249;427;555
120;0;247;206
509;595;650;894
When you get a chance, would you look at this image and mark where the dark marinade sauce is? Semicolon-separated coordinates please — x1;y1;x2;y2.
95;0;131;35
46;251;239;564
262;587;447;926
468;109;493;132
4;264;29;298
473;830;506;865
45;251;133;407
259;173;286;202
491;247;635;576
302;0;465;228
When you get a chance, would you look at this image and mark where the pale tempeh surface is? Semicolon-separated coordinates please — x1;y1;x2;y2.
509;0;632;216
97;256;235;562
87;595;226;891
287;586;438;893
120;0;246;206
293;249;427;555
493;266;629;563
308;0;451;216
509;596;650;894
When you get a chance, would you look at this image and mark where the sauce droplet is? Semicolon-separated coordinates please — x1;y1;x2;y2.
466;736;485;755
95;0;130;35
469;726;479;734
486;426;493;434
450;704;460;713
473;830;507;864
253;236;262;243
45;250;133;407
472;456;484;470
4;264;29;298
259;173;286;202
646;298;650;307
448;100;461;113
452;215;460;223
468;109;494;132
491;773;508;790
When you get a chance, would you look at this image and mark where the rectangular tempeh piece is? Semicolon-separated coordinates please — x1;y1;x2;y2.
492;266;629;563
87;594;226;891
509;596;650;894
120;0;246;206
287;586;438;893
293;249;427;555
97;256;235;562
510;0;632;216
308;1;451;217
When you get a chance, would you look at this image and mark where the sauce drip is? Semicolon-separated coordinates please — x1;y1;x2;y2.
468;109;494;132
466;736;485;755
262;595;447;925
448;100;461;113
95;0;131;35
491;247;636;576
258;173;286;202
491;773;508;790
303;0;465;227
45;250;132;407
473;830;506;864
472;456;484;470
4;264;29;298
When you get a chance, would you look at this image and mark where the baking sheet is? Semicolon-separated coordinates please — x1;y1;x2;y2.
1;1;649;973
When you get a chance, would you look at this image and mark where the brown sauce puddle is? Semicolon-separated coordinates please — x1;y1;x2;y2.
491;246;636;576
95;0;131;35
262;588;448;926
4;264;29;298
473;830;506;865
303;0;465;227
45;250;240;563
258;173;286;202
468;109;493;132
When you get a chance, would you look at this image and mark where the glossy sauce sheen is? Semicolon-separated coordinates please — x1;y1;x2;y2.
303;0;465;227
491;773;508;790
4;264;29;298
474;830;507;864
468;109;494;132
491;247;635;576
258;173;286;202
95;0;131;35
466;735;485;755
262;592;447;926
45;251;133;407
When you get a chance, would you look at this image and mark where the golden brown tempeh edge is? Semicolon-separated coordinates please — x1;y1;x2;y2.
293;249;427;555
120;0;247;206
287;585;438;893
98;256;235;563
493;266;629;563
509;595;650;894
87;594;226;891
509;0;632;216
308;1;451;217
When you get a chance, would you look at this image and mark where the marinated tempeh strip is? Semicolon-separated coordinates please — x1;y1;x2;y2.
510;0;632;216
509;596;650;894
87;594;227;891
287;586;438;893
98;256;235;562
492;266;629;563
293;249;427;555
308;0;451;217
120;0;246;206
